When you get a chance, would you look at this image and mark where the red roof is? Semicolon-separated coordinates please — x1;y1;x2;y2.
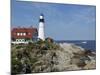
11;27;38;39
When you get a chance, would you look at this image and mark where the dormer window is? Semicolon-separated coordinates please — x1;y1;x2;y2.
20;33;23;36
28;32;31;35
23;33;26;36
17;33;20;36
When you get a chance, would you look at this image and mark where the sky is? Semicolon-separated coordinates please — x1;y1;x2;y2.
11;0;96;40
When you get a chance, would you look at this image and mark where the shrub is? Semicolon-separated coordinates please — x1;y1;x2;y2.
16;45;22;49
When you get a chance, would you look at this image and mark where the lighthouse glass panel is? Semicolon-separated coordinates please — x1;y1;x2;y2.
11;0;96;74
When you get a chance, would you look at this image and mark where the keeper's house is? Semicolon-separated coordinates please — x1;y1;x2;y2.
11;27;38;44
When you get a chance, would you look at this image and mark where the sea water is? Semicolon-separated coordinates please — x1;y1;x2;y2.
55;40;96;52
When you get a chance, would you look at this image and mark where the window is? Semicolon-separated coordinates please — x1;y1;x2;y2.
17;33;20;36
20;33;23;36
23;33;26;36
28;32;31;35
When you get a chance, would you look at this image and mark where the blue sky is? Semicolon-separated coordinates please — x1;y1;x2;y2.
11;0;96;40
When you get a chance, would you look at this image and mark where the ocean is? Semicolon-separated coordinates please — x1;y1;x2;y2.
55;40;96;52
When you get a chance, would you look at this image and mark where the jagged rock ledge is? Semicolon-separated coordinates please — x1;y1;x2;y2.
31;43;96;72
57;43;96;71
11;42;96;74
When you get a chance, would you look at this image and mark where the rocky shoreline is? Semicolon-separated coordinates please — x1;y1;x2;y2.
11;42;96;74
32;43;96;72
58;43;96;71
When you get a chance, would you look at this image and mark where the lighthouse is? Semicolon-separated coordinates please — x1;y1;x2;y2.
38;14;45;40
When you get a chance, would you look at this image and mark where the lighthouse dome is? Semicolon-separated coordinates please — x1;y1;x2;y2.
40;14;44;19
39;14;44;22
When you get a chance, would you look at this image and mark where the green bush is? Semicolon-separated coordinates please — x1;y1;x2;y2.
11;38;61;74
16;46;22;49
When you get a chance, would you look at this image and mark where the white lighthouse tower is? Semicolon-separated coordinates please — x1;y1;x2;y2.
38;14;45;41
